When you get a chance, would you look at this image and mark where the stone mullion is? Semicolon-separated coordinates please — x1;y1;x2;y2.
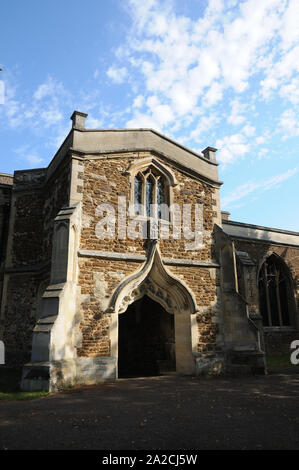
164;179;169;206
275;267;283;326
264;263;272;326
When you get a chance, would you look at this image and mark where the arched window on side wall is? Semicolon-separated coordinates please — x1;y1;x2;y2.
258;254;292;327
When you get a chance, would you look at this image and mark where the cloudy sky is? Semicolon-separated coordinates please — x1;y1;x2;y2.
0;0;298;230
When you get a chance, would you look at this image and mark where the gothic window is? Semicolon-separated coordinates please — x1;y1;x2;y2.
133;168;169;220
258;255;291;327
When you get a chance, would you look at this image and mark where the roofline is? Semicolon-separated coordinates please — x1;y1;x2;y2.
14;168;46;174
77;127;219;167
6;126;220;186
222;219;299;237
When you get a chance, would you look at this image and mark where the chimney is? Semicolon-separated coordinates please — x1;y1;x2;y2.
221;211;231;221
71;110;88;130
202;146;217;162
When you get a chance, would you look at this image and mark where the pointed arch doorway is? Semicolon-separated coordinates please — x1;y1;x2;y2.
107;241;198;377
118;295;175;377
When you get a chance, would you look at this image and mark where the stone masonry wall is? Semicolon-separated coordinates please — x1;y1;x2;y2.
12;162;71;266
80;153;218;261
0;176;13;314
1;272;50;364
0;180;12;265
1;162;71;364
12;190;45;266
77;258;140;357
169;265;220;354
77;257;220;357
77;153;221;358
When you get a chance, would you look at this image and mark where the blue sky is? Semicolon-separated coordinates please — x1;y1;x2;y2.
0;0;298;230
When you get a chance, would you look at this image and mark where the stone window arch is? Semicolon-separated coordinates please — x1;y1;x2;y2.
134;167;169;219
127;157;178;221
258;254;295;327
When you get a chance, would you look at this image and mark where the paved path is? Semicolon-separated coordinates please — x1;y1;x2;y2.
0;371;298;450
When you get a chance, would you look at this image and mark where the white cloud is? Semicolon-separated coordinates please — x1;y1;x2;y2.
279;109;299;138
242;124;256;137
260;41;299;101
128;0;158;32
257;148;269;159
25;154;44;166
279;78;299;104
227;99;247;126
133;95;144;108
263;168;298;189
40;109;63;127
14;145;44;168
255;133;270;145
146;95;174;125
86;115;103;129
279;0;299;51
216;133;250;164
2;0;299;172
33;77;62;100
202;82;223;107
49;124;72;148
2;75;69;131
126;111;162;130
222;167;297;207
107;66;128;84
127;94;174;130
189;113;219;142
109;0;299;151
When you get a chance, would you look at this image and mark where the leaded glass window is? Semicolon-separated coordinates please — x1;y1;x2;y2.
157;177;165;219
258;255;291;327
133;168;169;220
134;174;143;214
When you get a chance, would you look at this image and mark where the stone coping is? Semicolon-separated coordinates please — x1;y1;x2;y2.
223;219;299;236
223;219;299;246
0;173;13;186
75;128;219;167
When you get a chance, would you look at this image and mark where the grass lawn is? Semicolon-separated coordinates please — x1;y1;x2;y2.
0;391;48;400
0;367;48;401
266;353;298;368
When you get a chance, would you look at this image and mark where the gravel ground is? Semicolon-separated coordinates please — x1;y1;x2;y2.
0;370;298;450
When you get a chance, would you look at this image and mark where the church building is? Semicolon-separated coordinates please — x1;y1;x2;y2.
0;111;298;391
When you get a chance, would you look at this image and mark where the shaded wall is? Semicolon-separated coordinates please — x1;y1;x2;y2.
232;238;299;355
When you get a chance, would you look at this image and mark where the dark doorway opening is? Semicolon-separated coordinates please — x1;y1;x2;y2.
118;295;175;378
